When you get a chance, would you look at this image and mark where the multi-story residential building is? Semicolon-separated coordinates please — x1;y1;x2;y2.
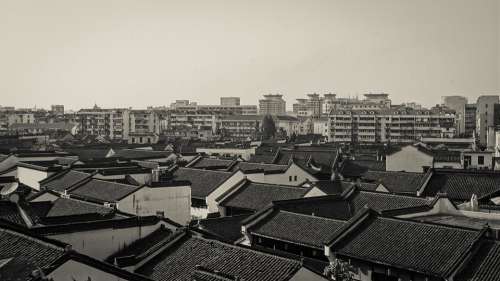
220;97;240;106
442;96;467;135
292;93;322;117
476;95;499;145
7;111;35;126
171;99;257;115
167;109;218;132
129;110;160;144
328;106;456;143
216;115;262;140
259;94;286;115
464;103;477;137
76;106;131;141
322;93;337;115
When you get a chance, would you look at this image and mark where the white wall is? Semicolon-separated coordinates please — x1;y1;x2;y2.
119;185;191;225
17;166;53;190
48;259;131;281
206;171;246;214
196;147;256;160
244;163;318;186
48;223;162;260
386;146;433;173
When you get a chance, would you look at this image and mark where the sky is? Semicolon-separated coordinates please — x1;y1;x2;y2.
0;0;499;110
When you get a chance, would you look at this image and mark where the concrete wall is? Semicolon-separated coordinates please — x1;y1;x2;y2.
17;166;53;190
119;185;191;225
386;146;433;173
48;259;131;281
48;223;162;260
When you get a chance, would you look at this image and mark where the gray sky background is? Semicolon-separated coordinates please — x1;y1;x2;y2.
0;0;499;110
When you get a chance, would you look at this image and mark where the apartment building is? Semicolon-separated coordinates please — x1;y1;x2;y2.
259;94;286;115
328;106;456;143
76;107;130;141
129;110;160;144
171;99;257;115
476;95;499;145
216;115;262;140
292;93;322;117
464;104;477;137
442;95;467;135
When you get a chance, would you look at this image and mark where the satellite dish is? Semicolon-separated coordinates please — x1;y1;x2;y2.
0;182;18;196
9;193;20;204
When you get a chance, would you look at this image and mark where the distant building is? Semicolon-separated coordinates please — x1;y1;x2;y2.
464;103;477;137
328;106;456;143
292;93;323;117
51;104;64;115
259;94;286;115
476;95;499;145
442;95;467;135
220;97;240;106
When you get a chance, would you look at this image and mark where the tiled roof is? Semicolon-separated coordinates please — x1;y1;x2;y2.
361;170;427;194
248;154;275;164
219;182;310;211
113;149;173;160
194;214;251;242
349;190;431;213
107;227;174;266
0;224;66;281
189;158;235;170
0;201;28;227
457;240;500;281
69;179;143;202
250;210;346;249
312;180;378;194
172;168;233;198
274;196;354;221
230;162;288;173
421;170;500;201
36;197;114;218
41;170;92;192
136;235;302;281
274;149;337;172
333;216;481;277
340;159;386;178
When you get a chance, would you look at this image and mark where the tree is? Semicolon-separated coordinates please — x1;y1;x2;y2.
324;259;354;281
262;115;277;140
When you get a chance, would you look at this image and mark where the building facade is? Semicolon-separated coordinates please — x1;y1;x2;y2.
259;94;286;115
442;95;467;135
476;95;499;145
328;106;456;144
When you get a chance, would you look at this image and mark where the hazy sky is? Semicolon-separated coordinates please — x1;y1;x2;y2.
1;0;499;110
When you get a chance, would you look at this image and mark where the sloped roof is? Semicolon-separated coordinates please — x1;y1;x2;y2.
219;182;311;211
136;235;302;281
361;170;427;194
229;162;288;173
41;170;92;192
421;170;500;201
340;159;386;178
456;240;500;281
37;197;114;218
172;168;233;198
349;190;431;213
193;214;251;243
0;223;66;281
113;149;173;160
250;210;346;249
69;179;143;202
333;216;481;277
189;157;235;170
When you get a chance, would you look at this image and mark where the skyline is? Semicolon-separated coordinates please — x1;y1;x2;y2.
1;0;499;110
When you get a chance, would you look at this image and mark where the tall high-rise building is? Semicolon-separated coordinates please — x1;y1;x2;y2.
259;94;286;115
442;96;467;135
464;104;477;137
476;95;499;145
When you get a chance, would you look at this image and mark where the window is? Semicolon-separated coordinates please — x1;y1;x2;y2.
289;176;292;182
478;156;484;165
294;175;298;181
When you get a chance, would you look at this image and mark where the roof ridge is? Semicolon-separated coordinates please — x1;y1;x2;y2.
179;167;233;174
278;210;347;222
